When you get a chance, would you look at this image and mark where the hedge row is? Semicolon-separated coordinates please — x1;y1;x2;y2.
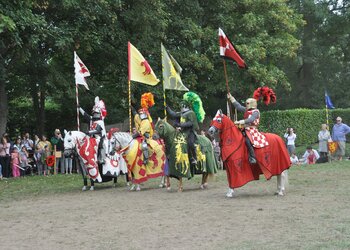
258;108;350;146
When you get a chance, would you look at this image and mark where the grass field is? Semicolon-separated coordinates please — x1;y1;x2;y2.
1;160;350;249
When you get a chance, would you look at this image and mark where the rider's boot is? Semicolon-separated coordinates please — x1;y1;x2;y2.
245;137;257;164
189;144;197;165
98;147;106;164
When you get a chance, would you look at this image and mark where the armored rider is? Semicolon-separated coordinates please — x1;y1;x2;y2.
166;91;205;166
227;87;275;164
132;92;155;165
79;96;107;164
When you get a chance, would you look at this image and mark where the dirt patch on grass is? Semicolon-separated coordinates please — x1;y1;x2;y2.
1;165;350;249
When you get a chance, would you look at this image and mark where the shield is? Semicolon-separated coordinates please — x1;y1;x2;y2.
328;142;338;154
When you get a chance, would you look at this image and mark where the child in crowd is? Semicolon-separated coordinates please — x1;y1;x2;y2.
19;146;28;177
11;147;21;178
43;145;51;175
34;145;43;175
290;152;300;165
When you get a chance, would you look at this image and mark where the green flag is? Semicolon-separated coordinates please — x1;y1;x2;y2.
161;43;189;91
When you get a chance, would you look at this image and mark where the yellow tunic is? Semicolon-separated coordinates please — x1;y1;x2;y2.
134;114;154;138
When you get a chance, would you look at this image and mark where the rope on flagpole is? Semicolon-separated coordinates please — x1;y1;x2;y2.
76;83;80;131
222;59;233;120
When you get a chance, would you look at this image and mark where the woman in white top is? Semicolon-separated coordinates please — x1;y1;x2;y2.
284;128;296;155
318;124;331;159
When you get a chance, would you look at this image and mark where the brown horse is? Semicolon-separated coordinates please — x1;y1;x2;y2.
208;110;291;197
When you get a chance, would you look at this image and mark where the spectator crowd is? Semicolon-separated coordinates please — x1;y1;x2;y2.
0;129;75;180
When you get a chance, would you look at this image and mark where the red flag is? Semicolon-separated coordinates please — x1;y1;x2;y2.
219;28;247;69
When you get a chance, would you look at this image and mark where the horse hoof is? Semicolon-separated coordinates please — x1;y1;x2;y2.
159;183;165;188
129;184;136;191
226;188;234;198
89;186;95;191
200;183;208;190
82;186;87;191
166;186;171;191
277;191;284;196
126;182;130;187
136;186;141;191
178;187;183;192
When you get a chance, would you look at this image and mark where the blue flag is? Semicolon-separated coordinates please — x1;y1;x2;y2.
325;91;335;109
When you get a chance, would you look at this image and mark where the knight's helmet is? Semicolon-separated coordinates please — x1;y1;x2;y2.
252;86;276;107
245;98;257;110
139;92;155;121
92;96;107;120
182;92;206;123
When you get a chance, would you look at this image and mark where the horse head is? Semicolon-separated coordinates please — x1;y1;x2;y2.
155;117;175;140
63;130;86;157
107;130;132;155
208;109;225;137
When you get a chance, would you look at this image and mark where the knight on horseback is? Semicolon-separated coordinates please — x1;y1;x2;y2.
227;86;276;165
132;92;155;165
166;92;206;166
79;96;107;164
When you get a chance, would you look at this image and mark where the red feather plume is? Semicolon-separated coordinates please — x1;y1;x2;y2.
253;86;276;105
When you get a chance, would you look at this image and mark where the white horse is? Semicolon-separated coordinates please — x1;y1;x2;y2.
63;130;128;191
108;131;165;191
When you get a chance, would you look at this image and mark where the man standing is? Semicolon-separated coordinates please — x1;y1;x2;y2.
331;117;350;161
51;129;65;173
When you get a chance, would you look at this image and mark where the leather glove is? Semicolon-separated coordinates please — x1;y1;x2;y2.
234;120;245;125
227;93;236;103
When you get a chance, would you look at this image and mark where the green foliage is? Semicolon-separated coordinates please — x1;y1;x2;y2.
259;108;350;146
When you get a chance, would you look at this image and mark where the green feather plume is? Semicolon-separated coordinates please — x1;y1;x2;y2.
183;92;206;123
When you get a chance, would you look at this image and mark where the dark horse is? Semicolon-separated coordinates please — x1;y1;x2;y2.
208;110;291;197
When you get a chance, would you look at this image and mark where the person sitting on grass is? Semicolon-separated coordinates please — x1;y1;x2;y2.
290;151;300;165
301;146;320;165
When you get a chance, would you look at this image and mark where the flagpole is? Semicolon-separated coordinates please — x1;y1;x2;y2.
325;92;329;130
76;83;80;131
222;59;233;120
128;41;132;134
128;80;132;133
161;45;167;120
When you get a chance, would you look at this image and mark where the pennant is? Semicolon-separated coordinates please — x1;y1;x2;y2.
161;43;189;91
325;91;335;109
128;42;159;85
74;51;90;90
219;28;247;69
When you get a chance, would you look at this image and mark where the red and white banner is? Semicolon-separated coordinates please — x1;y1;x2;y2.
219;28;247;69
74;51;90;90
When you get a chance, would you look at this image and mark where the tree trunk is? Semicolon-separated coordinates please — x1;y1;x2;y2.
0;60;8;135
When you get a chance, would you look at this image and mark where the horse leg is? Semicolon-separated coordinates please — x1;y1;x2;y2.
166;176;171;191
178;177;183;192
90;179;95;191
159;176;166;188
114;177;117;188
82;176;88;191
81;164;87;191
200;173;209;189
125;174;130;187
276;170;288;196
